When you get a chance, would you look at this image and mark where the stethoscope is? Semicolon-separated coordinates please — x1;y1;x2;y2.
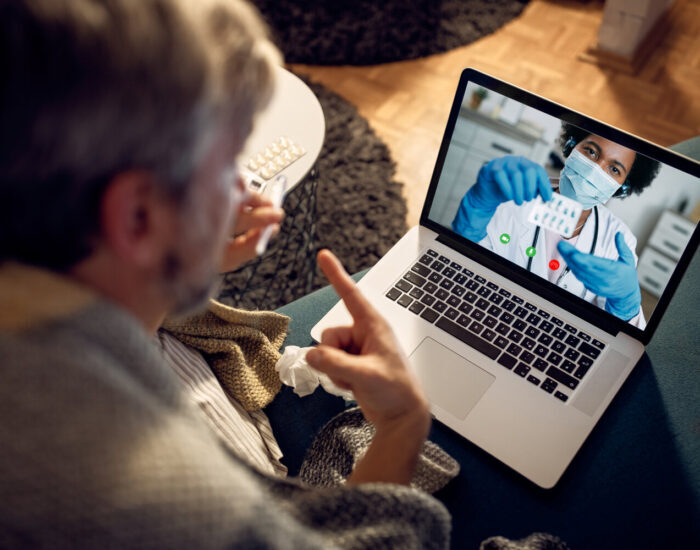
526;205;599;287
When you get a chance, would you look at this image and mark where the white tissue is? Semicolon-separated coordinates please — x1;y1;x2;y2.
275;346;355;401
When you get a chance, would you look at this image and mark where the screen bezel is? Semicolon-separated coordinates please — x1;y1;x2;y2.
420;68;700;345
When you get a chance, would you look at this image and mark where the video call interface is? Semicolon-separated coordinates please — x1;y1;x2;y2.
428;82;700;329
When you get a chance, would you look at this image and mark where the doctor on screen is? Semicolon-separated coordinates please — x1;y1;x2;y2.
452;124;660;329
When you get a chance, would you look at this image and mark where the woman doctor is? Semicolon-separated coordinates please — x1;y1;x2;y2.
452;124;660;329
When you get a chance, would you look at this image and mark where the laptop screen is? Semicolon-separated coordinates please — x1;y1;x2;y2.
425;70;700;338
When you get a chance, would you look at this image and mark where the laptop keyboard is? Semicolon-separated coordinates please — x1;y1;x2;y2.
385;248;607;403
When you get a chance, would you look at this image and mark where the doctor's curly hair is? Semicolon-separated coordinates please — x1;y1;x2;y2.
559;123;660;198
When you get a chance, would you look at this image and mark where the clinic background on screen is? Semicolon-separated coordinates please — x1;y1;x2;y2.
428;82;700;328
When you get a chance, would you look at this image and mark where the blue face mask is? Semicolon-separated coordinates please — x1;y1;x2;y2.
559;149;621;210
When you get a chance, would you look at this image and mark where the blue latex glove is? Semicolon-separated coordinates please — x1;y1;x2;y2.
452;156;552;241
558;232;641;321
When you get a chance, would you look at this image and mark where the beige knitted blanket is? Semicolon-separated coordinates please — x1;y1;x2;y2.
162;300;289;411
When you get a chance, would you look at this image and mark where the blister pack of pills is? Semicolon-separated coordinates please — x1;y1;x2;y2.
527;192;583;238
245;136;306;180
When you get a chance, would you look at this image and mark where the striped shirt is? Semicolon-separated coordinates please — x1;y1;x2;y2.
156;331;287;477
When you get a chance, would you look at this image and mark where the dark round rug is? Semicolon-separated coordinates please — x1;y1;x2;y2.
219;77;407;311
251;0;529;66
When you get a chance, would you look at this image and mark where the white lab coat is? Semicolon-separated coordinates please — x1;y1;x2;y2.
478;201;646;329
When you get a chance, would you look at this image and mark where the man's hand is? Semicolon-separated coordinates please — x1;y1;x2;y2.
306;250;431;485
219;192;284;273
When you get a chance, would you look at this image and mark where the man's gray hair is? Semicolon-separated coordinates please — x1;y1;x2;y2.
0;0;280;269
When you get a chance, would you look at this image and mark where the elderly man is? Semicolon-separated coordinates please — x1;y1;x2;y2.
0;0;450;547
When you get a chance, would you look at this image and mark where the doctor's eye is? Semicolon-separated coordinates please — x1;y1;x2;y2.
582;145;599;160
609;165;621;176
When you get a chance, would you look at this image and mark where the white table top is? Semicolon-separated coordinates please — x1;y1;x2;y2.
238;67;325;193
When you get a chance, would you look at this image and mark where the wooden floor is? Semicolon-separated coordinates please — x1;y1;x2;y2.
290;0;700;227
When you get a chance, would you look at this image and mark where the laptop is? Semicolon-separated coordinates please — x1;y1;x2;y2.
311;68;700;488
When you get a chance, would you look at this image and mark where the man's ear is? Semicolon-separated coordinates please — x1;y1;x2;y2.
99;171;178;268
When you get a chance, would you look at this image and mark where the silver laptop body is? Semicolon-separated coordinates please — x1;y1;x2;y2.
312;69;700;488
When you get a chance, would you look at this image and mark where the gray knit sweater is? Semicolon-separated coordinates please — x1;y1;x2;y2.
0;263;450;549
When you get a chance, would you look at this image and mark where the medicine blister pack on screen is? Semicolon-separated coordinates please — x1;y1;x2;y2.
527;192;583;238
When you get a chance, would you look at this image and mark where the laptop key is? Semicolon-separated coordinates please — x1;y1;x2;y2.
462;268;474;277
533;358;548;371
450;261;462;270
552;340;566;353
426;249;438;257
486;282;499;291
520;351;536;364
420;308;440;323
477;286;491;297
500;312;514;324
579;341;601;359
436;288;450;301
497;353;518;370
511;295;524;305
488;293;504;305
561;359;577;373
577;356;593;369
550;316;564;327
508;330;523;343
565;334;581;348
421;294;436;306
526;313;541;326
554;391;569;402
514;306;528;319
409;302;425;315
534;344;548;358
468;321;484;335
454;273;468;285
474;275;486;284
429;272;443;284
547;352;563;366
442;267;457;278
539;321;554;334
411;263;431;277
513;319;527;332
537;309;550;320
452;285;466;297
419;254;433;265
409;287;424;300
537;334;553;346
466;279;480;291
404;272;426;287
494;336;509;349
484;316;498;329
574;363;592;380
432;261;445;273
434;301;447;313
546;366;579;389
470;309;485;321
457;314;471;327
447;295;461;307
440;279;454;290
499;288;511;298
527;375;541;386
476;298;489;310
464;291;477;303
552;327;567;340
501;299;516;312
514;363;530;377
396;279;412;293
507;343;522;357
525;326;540;339
564;348;580;361
577;331;591;342
458;302;473;314
592;338;606;350
439;255;451;264
487;305;502;317
386;288;401;301
482;328;497;342
564;323;578;334
525;302;537;311
541;379;557;393
445;307;459;320
397;295;412;308
495;322;510;336
424;282;438;294
521;337;536;350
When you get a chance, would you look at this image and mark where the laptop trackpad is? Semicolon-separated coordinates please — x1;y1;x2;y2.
409;338;495;420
